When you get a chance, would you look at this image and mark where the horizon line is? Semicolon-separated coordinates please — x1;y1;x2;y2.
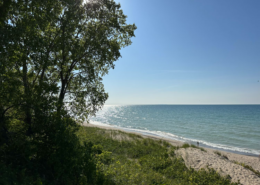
104;104;260;106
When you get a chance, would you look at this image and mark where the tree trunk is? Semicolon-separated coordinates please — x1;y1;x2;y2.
23;58;32;136
0;105;9;146
57;79;66;117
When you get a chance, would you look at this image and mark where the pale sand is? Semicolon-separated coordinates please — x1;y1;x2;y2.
83;122;260;185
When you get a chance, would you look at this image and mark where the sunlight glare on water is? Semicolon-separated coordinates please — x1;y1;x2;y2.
90;105;260;155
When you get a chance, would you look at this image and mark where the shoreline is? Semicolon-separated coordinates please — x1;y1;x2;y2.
83;122;259;162
83;122;185;146
84;121;259;157
83;122;260;185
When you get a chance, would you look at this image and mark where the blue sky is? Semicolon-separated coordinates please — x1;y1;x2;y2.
104;0;260;105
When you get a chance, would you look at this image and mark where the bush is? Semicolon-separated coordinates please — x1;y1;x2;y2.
182;143;191;148
77;127;239;185
0;113;113;185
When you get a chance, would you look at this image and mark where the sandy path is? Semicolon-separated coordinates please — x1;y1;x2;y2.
83;122;260;185
175;148;260;185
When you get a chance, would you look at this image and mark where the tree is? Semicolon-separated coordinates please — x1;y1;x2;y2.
0;0;136;127
0;0;136;183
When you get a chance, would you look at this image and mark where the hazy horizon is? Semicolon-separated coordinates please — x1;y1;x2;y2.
104;104;260;106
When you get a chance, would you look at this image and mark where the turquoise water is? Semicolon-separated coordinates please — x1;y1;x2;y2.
90;105;260;155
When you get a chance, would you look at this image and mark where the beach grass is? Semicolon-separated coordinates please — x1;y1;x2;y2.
214;151;222;156
233;161;260;177
214;151;229;160
181;143;207;152
77;126;239;185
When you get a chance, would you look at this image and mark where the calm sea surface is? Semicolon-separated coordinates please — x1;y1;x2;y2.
90;105;260;155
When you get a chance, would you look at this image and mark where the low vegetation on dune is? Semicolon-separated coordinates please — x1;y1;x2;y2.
233;161;260;177
0;119;240;184
181;143;207;152
76;126;239;185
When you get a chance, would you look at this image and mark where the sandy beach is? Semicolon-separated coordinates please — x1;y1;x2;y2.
83;122;260;185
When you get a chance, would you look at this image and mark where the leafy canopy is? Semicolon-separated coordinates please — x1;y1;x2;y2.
0;0;136;123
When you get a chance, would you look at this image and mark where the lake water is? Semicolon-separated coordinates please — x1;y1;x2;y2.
90;105;260;156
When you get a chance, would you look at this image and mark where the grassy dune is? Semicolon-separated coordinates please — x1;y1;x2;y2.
77;126;239;185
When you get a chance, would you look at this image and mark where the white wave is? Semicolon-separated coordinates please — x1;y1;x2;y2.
88;121;260;155
89;121;113;127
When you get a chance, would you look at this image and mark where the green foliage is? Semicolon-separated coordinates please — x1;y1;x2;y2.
0;113;102;184
77;126;239;185
1;0;136;184
181;143;207;152
1;0;137;123
182;143;191;148
162;140;171;147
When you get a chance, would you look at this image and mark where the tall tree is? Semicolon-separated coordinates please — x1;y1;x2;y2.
0;0;136;129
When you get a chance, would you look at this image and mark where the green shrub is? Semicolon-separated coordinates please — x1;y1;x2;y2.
162;140;171;147
77;127;239;185
0;114;115;185
182;143;191;148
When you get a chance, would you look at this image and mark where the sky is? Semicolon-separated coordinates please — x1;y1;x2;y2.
103;0;260;105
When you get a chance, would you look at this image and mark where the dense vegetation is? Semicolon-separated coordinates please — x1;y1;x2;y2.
0;0;136;184
76;126;238;185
